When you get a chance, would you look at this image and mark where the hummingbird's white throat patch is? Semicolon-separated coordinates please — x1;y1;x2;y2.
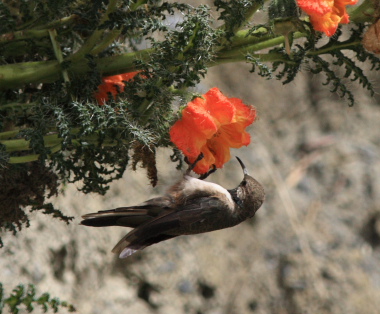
182;175;234;210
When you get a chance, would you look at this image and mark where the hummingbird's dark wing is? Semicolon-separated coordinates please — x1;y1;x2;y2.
111;196;225;258
80;196;173;228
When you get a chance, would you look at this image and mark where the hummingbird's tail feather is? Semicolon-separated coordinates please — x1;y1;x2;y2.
119;248;138;258
112;232;176;258
111;211;182;258
81;208;154;228
81;196;172;228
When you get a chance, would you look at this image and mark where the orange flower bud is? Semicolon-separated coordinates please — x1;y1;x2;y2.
95;71;140;105
170;88;257;174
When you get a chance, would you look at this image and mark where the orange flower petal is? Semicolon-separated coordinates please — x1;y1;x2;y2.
297;0;358;36
298;0;334;15
170;118;212;159
218;124;252;148
206;136;232;168
170;88;256;174
230;97;257;126
182;99;218;139
202;88;235;126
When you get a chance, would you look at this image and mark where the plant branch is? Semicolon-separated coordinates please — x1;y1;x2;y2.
307;40;363;56
0;49;152;89
0;29;49;44
214;31;307;64
218;0;270;39
91;30;122;55
49;29;70;83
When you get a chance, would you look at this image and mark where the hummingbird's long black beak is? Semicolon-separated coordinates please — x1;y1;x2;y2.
236;156;249;175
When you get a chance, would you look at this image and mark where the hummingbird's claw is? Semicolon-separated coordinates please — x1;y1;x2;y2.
185;153;204;175
198;164;217;180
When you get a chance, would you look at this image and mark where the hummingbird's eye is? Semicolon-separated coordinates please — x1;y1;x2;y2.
242;180;247;186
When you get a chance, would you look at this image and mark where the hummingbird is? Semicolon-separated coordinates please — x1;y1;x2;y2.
81;156;265;258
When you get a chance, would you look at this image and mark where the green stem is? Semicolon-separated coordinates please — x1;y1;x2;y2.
0;102;36;111
0;126;126;153
1;133;62;153
8;143;62;163
215;31;307;62
218;0;270;40
0;130;20;140
0;60;61;90
91;30;122;55
49;29;70;83
34;14;78;30
307;41;362;56
0;15;77;44
0;29;50;43
213;51;298;66
226;27;272;48
9;154;41;163
130;0;148;11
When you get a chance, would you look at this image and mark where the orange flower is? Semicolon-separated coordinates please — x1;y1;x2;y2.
95;71;139;105
297;0;358;36
170;88;256;174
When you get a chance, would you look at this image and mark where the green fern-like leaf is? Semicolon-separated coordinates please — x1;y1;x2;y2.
247;55;273;78
310;55;355;105
0;283;76;313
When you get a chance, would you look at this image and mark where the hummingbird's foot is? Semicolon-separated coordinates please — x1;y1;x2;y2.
185;153;204;175
198;164;217;180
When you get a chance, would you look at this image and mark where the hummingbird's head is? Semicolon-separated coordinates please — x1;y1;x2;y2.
233;157;265;216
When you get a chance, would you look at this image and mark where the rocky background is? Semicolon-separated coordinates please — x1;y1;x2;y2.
1;58;380;314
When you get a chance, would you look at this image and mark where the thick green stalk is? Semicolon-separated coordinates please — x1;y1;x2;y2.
0;0;375;90
0;102;36;111
0;126;131;164
9;143;62;164
1;133;63;153
0;130;20;140
0;126;128;152
0;60;60;90
0;49;152;89
0;28;305;89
